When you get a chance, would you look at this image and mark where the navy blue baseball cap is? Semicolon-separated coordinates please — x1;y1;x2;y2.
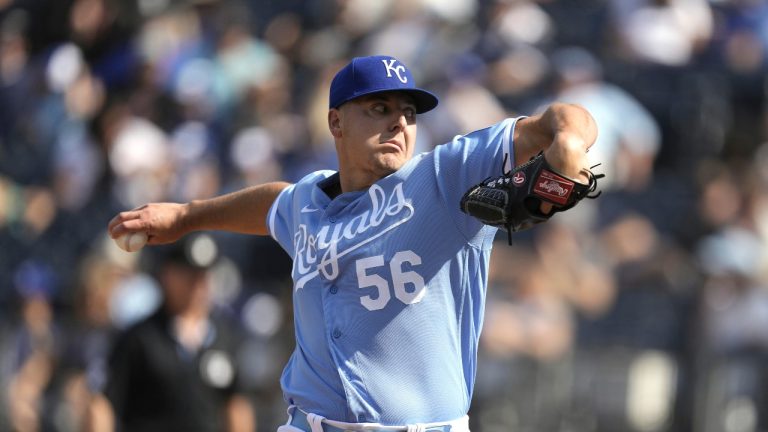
329;55;439;114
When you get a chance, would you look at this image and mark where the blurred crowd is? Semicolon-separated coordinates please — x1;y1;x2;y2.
0;0;767;431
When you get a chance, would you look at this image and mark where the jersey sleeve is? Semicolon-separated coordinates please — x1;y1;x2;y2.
432;117;525;241
266;183;297;258
266;171;334;258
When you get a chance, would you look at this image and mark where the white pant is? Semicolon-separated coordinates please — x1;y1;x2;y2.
277;406;470;432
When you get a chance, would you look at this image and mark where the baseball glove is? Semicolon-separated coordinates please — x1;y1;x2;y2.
460;152;604;243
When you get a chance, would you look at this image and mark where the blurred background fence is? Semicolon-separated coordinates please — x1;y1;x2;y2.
1;0;767;430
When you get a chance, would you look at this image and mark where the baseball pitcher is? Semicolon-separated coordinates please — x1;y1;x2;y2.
108;55;602;432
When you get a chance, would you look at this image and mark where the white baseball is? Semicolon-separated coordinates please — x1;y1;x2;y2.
115;232;149;252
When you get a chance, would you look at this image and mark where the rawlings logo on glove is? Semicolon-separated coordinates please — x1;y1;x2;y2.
459;152;604;244
535;172;573;202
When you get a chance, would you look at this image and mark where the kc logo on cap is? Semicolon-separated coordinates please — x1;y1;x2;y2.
381;59;408;84
329;55;438;114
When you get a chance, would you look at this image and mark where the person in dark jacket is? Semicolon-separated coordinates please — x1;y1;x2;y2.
88;233;255;432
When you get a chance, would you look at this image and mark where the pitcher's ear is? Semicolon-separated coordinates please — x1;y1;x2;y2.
328;109;342;138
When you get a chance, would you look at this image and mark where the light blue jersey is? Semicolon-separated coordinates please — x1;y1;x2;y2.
267;117;522;425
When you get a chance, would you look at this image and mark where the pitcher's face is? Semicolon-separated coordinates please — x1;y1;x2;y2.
331;92;418;181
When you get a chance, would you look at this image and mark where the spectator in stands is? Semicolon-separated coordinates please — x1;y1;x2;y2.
87;234;254;432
